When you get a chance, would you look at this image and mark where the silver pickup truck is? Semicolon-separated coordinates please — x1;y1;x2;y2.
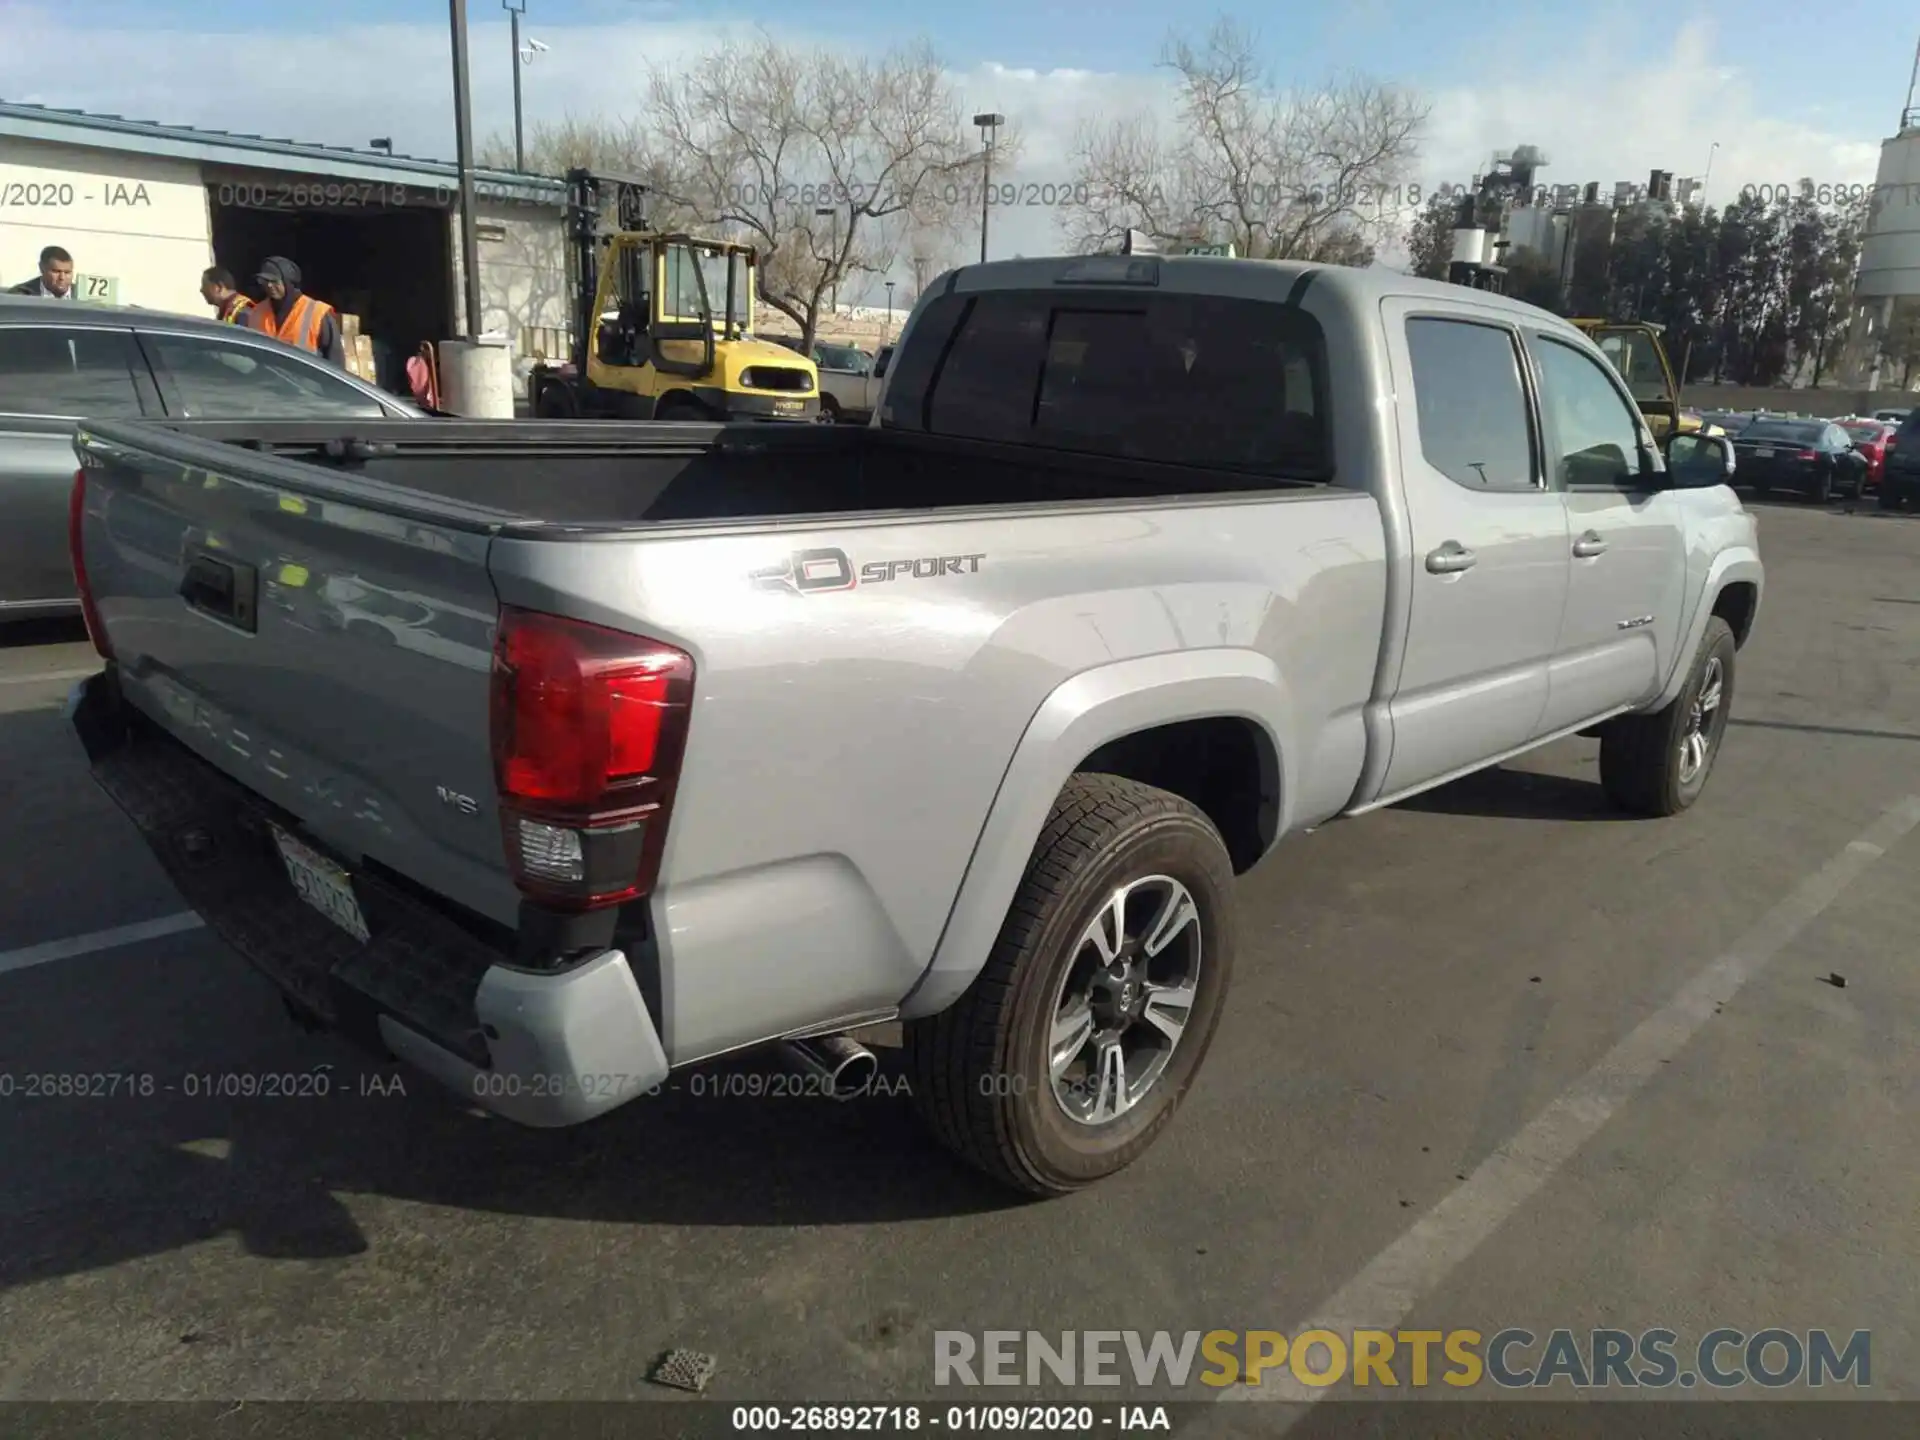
67;256;1762;1196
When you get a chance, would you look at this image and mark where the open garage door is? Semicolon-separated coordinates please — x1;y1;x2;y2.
206;173;452;395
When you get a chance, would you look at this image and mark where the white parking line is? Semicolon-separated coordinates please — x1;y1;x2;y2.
1217;794;1920;1418
0;912;205;977
0;666;100;687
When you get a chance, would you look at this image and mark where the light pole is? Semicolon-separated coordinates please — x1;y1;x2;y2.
815;205;838;316
504;0;527;171
449;0;483;337
884;280;897;342
1702;141;1719;207
972;112;1004;263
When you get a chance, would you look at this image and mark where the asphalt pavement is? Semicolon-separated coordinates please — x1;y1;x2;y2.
1;497;1918;1425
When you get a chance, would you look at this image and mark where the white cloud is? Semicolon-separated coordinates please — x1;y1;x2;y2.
0;7;1885;292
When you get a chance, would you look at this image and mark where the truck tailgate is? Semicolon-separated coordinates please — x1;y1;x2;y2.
74;424;520;938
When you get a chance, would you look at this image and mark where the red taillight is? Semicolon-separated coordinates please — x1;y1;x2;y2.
1796;450;1817;461
1886;437;1897;451
68;469;113;661
489;606;694;911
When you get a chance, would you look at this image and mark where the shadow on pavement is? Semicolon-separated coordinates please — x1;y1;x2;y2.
0;703;1028;1294
1391;766;1640;823
0;616;88;650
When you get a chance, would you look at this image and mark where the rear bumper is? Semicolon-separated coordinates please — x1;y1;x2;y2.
68;670;669;1127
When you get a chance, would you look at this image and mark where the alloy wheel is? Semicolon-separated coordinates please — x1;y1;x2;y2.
1047;875;1203;1126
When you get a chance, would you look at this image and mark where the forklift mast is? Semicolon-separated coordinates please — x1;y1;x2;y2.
563;167;653;374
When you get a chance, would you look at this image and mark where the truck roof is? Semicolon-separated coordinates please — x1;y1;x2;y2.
939;255;1582;332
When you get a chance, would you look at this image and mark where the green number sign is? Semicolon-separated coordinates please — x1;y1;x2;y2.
74;274;120;305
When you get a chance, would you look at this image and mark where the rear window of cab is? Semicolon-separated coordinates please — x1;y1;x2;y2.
882;288;1331;480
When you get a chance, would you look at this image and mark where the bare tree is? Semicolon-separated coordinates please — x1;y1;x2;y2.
1058;18;1426;264
477;115;691;227
645;32;1011;348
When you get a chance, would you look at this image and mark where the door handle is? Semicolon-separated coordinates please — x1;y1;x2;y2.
1425;542;1478;574
1572;531;1609;558
180;551;260;632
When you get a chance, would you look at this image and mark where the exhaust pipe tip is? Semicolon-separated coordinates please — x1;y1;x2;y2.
778;1034;879;1099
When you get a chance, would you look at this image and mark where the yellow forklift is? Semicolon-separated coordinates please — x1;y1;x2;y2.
528;169;820;421
1569;319;1725;439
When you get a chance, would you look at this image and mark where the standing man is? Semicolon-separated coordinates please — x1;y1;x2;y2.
200;266;254;324
8;245;75;299
243;256;346;367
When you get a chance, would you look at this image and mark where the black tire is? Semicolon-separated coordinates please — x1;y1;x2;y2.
1599;616;1736;817
817;397;841;425
904;774;1237;1196
655;395;705;422
1810;467;1833;504
535;380;577;419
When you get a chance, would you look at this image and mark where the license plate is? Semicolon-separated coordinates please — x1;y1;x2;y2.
272;826;370;943
1754;448;1775;458
774;400;802;412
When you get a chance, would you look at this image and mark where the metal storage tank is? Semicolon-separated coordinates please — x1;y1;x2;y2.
1841;55;1920;385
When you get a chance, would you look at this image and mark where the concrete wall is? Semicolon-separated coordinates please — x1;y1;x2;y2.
447;198;568;354
1682;384;1919;417
0;141;211;314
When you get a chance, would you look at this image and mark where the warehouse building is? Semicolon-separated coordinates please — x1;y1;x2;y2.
0;102;569;396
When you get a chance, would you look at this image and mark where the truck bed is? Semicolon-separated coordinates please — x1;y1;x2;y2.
83;418;1326;532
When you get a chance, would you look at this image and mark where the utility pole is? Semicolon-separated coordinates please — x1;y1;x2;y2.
973;112;1004;263
449;0;484;337
884;280;897;342
505;0;527;171
815;205;839;316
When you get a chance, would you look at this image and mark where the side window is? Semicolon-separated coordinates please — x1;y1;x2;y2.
1403;317;1536;492
145;334;387;419
660;243;706;321
0;327;143;418
1532;337;1646;489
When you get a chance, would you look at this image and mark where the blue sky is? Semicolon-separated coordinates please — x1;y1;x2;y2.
64;0;1910;135
6;0;1908;287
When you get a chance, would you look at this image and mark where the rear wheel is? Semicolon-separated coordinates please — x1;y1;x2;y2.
535;380;578;419
905;774;1237;1196
655;395;706;422
816;397;841;425
1810;466;1833;504
1599;617;1736;817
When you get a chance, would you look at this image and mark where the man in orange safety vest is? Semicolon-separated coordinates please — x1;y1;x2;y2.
244;256;346;367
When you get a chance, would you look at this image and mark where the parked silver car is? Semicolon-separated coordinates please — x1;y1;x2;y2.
0;294;423;619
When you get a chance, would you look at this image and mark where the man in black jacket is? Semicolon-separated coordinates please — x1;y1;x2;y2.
8;245;76;299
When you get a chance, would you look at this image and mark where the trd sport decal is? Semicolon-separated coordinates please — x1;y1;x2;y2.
750;546;985;595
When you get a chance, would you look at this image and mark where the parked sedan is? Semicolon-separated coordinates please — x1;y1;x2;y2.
1839;418;1896;492
1729;418;1869;502
1879;407;1920;510
0;295;424;620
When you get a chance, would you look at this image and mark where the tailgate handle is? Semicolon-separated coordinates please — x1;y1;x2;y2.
180;552;259;632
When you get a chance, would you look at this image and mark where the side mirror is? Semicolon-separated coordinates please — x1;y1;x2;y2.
1664;431;1735;488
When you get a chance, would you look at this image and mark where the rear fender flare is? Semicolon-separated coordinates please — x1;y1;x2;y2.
897;649;1296;1021
1649;549;1763;712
